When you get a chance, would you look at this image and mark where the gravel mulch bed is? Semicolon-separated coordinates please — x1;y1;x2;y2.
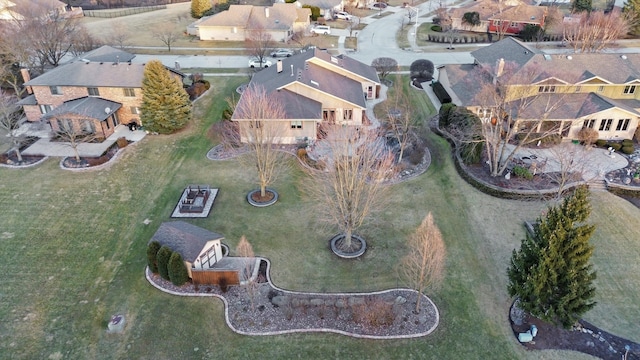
146;259;440;339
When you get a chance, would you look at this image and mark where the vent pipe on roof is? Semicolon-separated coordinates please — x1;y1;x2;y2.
567;55;572;60
621;55;628;60
277;59;283;73
291;64;294;76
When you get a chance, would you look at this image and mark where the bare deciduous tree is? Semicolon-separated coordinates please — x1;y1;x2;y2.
105;21;131;49
383;75;415;163
563;10;628;53
245;24;274;68
0;92;26;162
19;12;85;68
470;61;568;177
53;118;98;162
236;235;259;311
232;85;287;199
152;23;179;52
304;125;395;252
399;212;446;313
576;127;599;146
371;57;398;80
542;144;593;199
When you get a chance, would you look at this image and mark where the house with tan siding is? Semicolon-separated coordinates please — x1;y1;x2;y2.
232;48;381;144
439;37;640;142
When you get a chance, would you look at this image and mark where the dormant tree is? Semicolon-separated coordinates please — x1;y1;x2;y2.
0;92;26;162
563;10;628;53
245;24;274;68
371;57;398;80
105;21;131;49
140;60;192;134
305;125;395;251
53;118;98;162
152;23;180;52
623;0;640;35
232;85;287;199
542;144;593;199
470;61;567;177
236;236;260;310
399;213;446;313
383;75;415;163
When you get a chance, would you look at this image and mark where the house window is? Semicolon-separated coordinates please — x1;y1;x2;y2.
597;86;604;92
344;109;353;120
538;85;556;93
83;120;95;134
232;27;237;33
494;20;501;26
87;87;99;96
624;85;636;94
290;121;302;129
123;88;136;97
49;86;62;95
323;110;336;123
130;106;140;114
599;119;613;131
39;104;52;114
616;118;630;131
582;119;596;129
56;118;73;132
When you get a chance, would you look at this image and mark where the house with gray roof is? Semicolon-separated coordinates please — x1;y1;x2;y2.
188;3;311;42
18;46;184;139
232;48;381;144
439;37;640;141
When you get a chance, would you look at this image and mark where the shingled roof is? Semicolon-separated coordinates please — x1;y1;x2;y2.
149;221;224;263
196;3;310;31
69;45;136;64
24;61;145;88
43;97;122;120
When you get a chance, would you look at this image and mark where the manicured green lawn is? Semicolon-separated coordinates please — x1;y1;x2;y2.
0;76;637;359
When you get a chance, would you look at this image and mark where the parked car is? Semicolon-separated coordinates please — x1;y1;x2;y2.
248;57;273;68
310;25;331;35
334;11;353;20
270;48;294;57
369;2;388;10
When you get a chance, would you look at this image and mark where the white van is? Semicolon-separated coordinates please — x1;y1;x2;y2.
310;25;331;35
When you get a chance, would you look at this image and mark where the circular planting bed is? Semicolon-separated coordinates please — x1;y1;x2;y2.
247;188;278;207
330;233;367;259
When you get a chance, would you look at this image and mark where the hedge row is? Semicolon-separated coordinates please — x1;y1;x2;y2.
432;82;451;104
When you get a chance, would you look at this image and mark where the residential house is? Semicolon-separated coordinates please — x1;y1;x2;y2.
296;0;343;19
18;45;184;139
439;37;640;141
187;3;311;42
232;48;381;144
149;221;227;282
0;0;81;21
449;0;547;36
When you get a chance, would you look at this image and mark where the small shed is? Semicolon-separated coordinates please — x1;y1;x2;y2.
149;221;237;285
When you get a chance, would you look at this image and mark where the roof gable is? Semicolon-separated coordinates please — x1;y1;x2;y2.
44;97;122;120
471;37;542;68
25;61;145;88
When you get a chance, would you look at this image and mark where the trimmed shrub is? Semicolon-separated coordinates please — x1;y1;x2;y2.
410;59;434;82
408;146;425;165
432;81;451;103
116;137;128;148
168;252;189;286
596;139;607;147
513;165;533;180
147;241;161;273
438;103;456;127
431;25;442;32
352;298;395;328
576;127;598;146
622;145;635;154
609;143;622;151
622;139;634;147
157;246;173;281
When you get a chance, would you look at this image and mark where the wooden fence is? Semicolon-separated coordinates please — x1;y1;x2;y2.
83;5;166;18
192;269;240;286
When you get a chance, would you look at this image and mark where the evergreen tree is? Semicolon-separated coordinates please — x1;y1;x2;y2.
140;60;191;134
191;0;212;19
507;187;597;328
623;0;640;35
168;252;189;286
146;241;161;273
572;0;592;12
156;246;173;281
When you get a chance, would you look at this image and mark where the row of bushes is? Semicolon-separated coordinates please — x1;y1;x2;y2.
432;81;451;104
515;133;562;146
425;33;487;44
595;139;636;154
147;241;190;286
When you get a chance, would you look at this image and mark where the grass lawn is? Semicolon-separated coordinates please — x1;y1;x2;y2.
0;76;638;359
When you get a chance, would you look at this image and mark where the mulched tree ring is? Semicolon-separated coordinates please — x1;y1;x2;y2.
247;188;278;207
330;234;367;259
0;153;46;167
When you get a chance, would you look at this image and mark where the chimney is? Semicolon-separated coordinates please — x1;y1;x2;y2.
277;59;283;73
20;69;32;94
493;58;505;85
265;7;269;17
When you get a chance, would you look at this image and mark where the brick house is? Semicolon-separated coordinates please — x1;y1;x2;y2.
449;0;547;36
18;46;184;139
232;48;381;144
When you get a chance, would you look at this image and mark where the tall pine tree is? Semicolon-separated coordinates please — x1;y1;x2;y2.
507;186;597;328
191;0;212;19
623;0;640;35
140;60;191;134
572;0;592;12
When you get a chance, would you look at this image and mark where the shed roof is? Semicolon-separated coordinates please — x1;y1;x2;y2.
149;221;224;263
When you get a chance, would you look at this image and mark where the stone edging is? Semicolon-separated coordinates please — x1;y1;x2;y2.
0;156;48;169
145;258;440;339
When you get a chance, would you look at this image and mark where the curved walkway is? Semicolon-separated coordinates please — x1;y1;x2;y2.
146;258;440;339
